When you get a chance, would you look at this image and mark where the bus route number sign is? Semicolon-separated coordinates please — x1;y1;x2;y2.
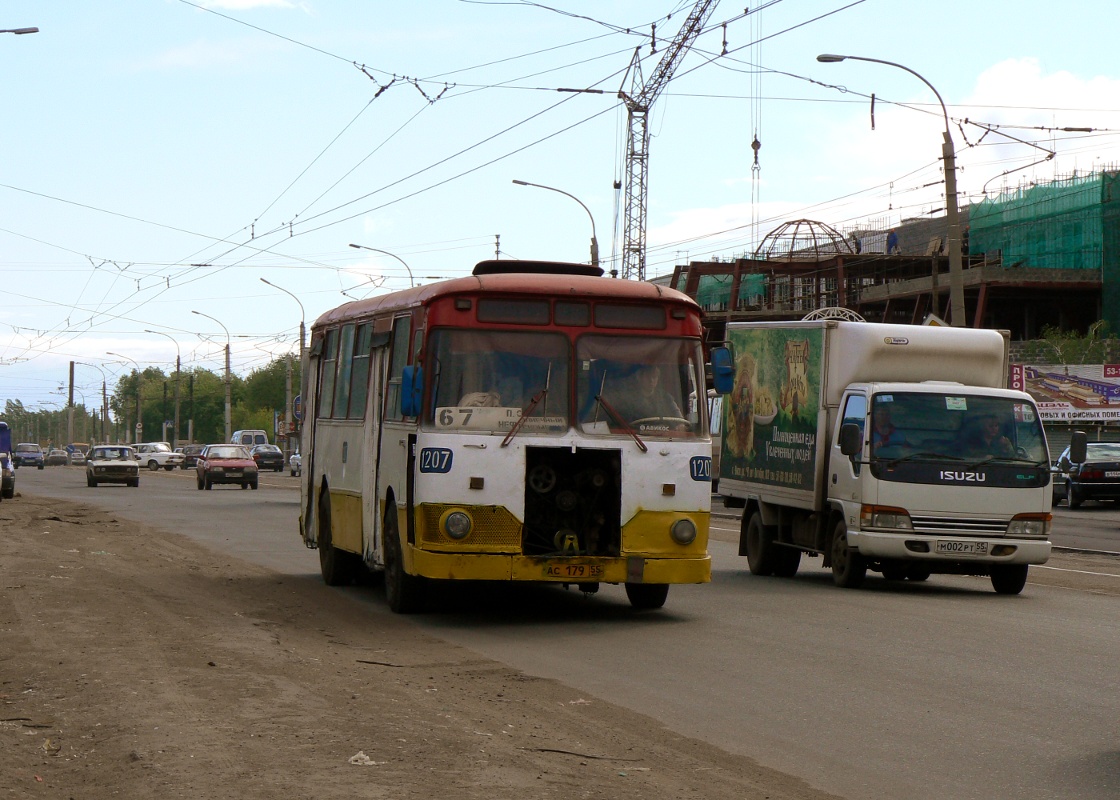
689;455;712;482
419;448;453;473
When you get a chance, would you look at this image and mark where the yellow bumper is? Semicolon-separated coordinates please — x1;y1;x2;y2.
408;546;710;584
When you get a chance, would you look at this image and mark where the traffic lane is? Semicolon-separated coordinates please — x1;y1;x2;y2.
418;525;1120;800
12;464;318;577
711;497;1120;555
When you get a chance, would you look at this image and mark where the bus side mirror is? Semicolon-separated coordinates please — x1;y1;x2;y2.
711;346;734;394
1069;430;1087;464
401;365;423;417
839;423;863;457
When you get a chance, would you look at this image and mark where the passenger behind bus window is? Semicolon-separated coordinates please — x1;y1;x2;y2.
607;365;686;427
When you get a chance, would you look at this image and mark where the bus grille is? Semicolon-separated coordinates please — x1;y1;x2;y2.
419;504;523;549
909;515;1008;536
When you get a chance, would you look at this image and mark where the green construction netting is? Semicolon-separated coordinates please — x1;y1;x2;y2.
970;172;1109;270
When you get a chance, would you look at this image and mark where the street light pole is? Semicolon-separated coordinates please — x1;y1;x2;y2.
260;278;306;455
0;27;38;35
76;362;109;444
107;352;142;443
348;243;415;288
512;180;600;272
145;330;182;449
816;54;966;327
192;311;232;442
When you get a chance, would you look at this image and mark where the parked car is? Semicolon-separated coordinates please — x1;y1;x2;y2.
1;452;13;499
196;444;258;490
289;452;301;477
231;429;269;448
45;449;70;466
86;445;140;488
13;443;44;469
1055;441;1120;508
175;443;206;469
250;443;285;472
1051;459;1068;506
134;442;185;471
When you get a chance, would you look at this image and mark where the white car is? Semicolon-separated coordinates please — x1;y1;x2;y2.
134;442;185;471
86;445;140;488
289;452;301;477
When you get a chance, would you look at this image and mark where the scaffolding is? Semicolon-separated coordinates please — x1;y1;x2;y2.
970;170;1117;271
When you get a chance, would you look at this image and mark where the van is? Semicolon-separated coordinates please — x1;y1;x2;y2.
231;429;269;447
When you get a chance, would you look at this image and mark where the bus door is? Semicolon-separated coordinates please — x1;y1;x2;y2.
374;316;414;544
363;336;390;565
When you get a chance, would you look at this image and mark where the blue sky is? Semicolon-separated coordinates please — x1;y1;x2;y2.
4;0;1119;412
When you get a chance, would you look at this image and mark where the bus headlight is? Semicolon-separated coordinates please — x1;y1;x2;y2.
670;518;697;545
1006;513;1051;538
441;509;473;540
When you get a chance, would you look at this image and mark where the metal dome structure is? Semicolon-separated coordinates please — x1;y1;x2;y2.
802;307;865;322
754;219;856;262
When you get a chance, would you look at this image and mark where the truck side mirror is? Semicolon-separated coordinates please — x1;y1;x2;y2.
1069;430;1087;464
401;365;423;417
839;422;863;457
710;346;734;394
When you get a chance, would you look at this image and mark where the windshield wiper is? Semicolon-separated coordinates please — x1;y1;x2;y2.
963;455;1044;468
594;395;647;453
501;364;553;448
884;451;963;467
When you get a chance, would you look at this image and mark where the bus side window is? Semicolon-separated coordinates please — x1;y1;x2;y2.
318;328;339;419
385;316;411;421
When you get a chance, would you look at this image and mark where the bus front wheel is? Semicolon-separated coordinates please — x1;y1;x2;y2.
383;509;424;614
624;582;668;610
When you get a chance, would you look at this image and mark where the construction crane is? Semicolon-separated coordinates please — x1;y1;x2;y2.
618;0;718;281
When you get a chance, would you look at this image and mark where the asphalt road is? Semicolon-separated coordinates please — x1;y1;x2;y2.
15;465;1120;799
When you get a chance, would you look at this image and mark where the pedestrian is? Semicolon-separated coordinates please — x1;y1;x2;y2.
886;228;900;254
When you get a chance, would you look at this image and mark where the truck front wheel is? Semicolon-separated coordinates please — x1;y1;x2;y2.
990;564;1028;595
831;520;866;589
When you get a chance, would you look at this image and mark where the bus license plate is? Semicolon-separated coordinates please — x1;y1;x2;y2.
935;540;988;556
543;563;604;580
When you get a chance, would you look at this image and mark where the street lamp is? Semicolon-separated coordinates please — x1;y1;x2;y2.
192;311;232;443
512;179;600;273
816;54;965;327
76;362;110;444
348;243;415;288
1;27;38;35
107;352;143;443
260;277;306;455
145;330;182;449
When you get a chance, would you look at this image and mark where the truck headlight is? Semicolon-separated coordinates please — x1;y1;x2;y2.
440;509;473;540
670;519;697;545
1006;513;1051;538
861;505;913;530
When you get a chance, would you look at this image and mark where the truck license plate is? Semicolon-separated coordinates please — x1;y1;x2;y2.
935;540;989;556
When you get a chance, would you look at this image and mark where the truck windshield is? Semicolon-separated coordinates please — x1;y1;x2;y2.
869;392;1047;465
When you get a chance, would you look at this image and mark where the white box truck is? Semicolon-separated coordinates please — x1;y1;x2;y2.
711;320;1053;594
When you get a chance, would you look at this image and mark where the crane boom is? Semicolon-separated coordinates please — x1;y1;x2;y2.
618;0;718;281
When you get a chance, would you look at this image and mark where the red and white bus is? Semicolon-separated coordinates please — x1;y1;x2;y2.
298;260;713;612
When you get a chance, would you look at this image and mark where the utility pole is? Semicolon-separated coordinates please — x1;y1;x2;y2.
67;361;75;445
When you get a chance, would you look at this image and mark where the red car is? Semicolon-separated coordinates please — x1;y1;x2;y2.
196;444;259;490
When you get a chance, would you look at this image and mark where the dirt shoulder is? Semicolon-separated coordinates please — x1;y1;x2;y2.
1;492;838;800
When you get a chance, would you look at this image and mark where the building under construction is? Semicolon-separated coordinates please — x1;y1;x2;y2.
666;169;1119;347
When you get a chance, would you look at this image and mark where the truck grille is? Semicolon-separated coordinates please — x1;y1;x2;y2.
909;515;1007;536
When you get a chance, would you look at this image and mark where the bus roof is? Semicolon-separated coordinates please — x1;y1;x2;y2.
313;265;698;329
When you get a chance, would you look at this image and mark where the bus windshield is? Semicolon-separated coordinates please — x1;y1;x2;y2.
577;335;706;437
426;329;571;434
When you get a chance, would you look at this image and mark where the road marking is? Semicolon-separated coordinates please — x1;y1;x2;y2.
1036;564;1120;579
